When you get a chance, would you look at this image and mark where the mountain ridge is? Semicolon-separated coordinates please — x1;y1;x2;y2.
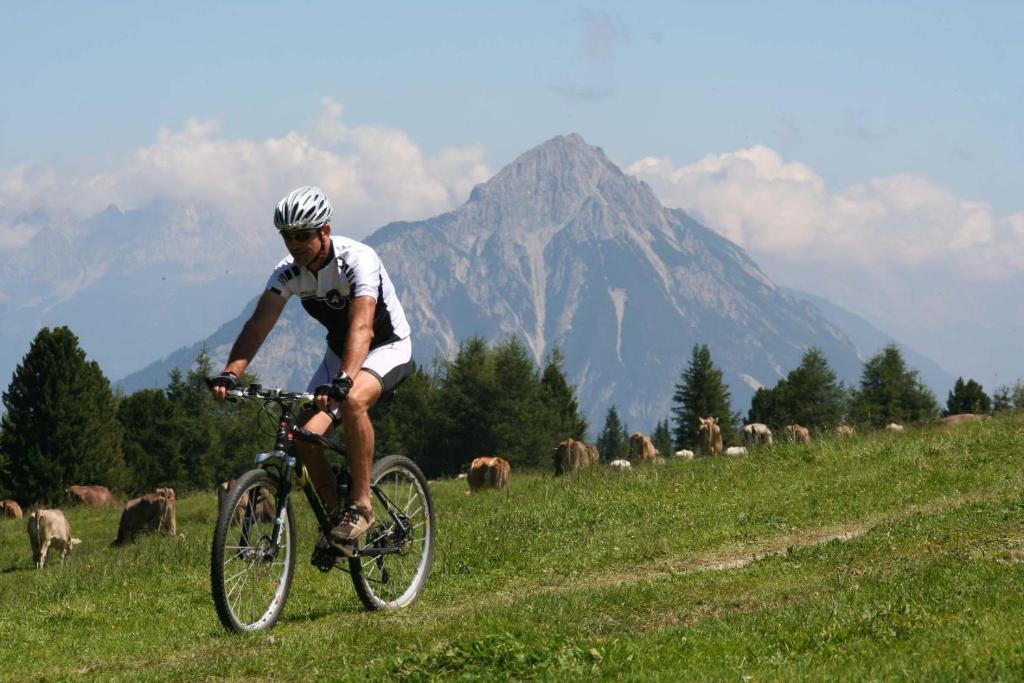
120;134;905;430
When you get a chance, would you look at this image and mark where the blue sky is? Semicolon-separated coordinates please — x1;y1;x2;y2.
2;1;1021;213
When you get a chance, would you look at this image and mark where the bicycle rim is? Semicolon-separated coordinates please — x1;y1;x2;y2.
211;469;295;632
350;455;436;610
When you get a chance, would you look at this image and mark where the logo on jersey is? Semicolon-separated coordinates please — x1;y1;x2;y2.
324;288;347;309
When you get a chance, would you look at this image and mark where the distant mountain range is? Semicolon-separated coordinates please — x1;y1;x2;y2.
118;134;953;431
780;288;953;396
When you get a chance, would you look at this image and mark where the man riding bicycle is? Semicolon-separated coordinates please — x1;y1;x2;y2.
210;186;412;545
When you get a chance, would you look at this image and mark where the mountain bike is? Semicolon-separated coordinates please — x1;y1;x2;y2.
209;384;436;633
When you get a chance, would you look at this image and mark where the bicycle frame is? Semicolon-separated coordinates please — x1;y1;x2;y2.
236;387;412;559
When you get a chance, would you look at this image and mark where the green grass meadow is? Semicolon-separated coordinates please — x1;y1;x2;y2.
2;417;1023;680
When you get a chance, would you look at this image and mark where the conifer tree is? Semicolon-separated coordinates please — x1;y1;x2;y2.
748;383;784;428
596;406;626;462
372;361;441;473
850;344;939;426
652;418;672;456
1;326;125;505
118;389;186;492
671;344;738;449
992;380;1024;412
781;348;846;430
490;337;547;467
164;368;219;489
540;346;588;442
944;377;991;416
438;335;497;471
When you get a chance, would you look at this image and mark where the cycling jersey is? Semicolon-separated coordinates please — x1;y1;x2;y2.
266;236;411;355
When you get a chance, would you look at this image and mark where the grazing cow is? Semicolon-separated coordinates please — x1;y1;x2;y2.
1;499;23;520
112;490;177;545
783;424;811;443
218;480;276;525
836;425;855;437
941;414;987;428
885;423;905;432
609;459;632;471
553;439;600;476
742;423;773;447
628;433;661;464
697;417;723;456
673;449;695;459
27;509;80;569
66;485;114;507
724;446;748;456
466;457;511;494
455;473;468;480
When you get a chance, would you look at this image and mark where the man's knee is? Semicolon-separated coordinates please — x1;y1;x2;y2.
341;393;373;418
342;372;382;417
300;406;334;434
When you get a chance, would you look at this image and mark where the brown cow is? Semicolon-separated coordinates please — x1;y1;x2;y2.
941;413;987;428
218;480;276;525
1;499;23;519
697;417;723;456
112;490;177;545
466;457;511;494
553;439;599;475
783;424;811;443
66;485;114;507
27;509;81;568
836;425;855;437
628;432;662;464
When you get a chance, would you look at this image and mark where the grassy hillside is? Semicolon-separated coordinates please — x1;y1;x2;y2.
1;417;1023;680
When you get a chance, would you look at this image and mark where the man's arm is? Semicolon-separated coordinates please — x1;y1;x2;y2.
212;291;286;398
339;295;376;378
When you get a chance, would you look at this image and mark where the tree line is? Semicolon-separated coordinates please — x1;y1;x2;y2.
611;342;1019;454
0;328;586;505
3;326;1022;506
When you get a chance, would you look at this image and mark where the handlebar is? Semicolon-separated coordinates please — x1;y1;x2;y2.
225;386;315;402
205;377;314;404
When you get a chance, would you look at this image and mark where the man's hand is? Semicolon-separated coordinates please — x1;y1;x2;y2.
209;371;239;402
314;372;354;412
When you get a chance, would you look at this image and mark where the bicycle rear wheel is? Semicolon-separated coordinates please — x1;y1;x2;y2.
211;468;296;632
350;455;436;610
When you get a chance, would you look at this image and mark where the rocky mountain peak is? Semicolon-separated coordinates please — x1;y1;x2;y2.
463;133;662;234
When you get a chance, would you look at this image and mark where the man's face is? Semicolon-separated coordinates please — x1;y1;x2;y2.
282;228;323;267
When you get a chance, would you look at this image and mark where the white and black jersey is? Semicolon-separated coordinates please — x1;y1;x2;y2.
265;236;410;356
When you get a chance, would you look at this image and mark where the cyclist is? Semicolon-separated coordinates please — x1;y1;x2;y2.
210;186;412;545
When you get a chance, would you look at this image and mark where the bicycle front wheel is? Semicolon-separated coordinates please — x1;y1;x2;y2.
350;455;436;610
211;468;296;632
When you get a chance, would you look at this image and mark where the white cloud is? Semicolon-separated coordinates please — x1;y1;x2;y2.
628;145;1024;280
0;98;492;239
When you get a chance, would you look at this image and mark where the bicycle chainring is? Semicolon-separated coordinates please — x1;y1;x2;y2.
310;537;338;573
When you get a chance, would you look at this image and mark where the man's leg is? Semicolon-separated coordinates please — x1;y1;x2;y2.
339;370;383;512
296;355;382;525
296;411;337;512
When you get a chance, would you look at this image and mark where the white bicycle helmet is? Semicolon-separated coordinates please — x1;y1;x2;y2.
273;186;333;233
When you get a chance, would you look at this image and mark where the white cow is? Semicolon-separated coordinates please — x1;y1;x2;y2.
673;449;695;459
885;423;905;432
27;509;81;569
609;459;632;471
724;446;748;456
742;423;774;447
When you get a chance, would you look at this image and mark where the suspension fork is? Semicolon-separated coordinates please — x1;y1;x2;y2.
268;458;295;551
